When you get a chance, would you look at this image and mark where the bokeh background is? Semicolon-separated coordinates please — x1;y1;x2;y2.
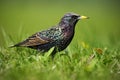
0;0;120;47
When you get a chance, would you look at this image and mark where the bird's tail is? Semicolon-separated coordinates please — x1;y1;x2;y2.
9;42;22;48
9;45;17;48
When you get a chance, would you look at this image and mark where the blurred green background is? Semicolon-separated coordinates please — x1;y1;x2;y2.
0;0;120;47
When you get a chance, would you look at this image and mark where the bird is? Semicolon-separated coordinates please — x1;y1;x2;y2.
11;12;89;55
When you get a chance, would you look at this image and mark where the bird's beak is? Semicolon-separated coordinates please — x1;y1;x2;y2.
78;16;89;20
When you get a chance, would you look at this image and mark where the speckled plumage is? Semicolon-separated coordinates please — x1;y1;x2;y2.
11;12;88;55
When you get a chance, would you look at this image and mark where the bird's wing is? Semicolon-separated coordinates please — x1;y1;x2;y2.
13;27;62;47
14;32;53;47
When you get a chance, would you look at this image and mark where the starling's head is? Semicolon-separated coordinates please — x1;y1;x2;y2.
59;12;89;26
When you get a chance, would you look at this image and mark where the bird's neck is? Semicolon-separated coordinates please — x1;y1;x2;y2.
59;20;69;27
59;24;74;33
58;20;77;32
59;19;78;28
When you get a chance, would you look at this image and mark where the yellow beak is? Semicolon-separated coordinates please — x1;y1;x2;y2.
79;16;89;19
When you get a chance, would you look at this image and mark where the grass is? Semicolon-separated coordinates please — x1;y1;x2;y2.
0;29;120;80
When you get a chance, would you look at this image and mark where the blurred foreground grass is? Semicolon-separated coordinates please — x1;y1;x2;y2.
0;36;120;80
0;0;120;80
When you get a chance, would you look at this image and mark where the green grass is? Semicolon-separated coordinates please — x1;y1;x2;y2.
0;0;120;80
0;29;120;80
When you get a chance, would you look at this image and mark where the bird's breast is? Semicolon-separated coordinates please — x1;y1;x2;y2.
63;28;74;39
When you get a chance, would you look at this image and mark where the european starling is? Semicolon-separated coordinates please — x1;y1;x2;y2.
11;12;88;55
